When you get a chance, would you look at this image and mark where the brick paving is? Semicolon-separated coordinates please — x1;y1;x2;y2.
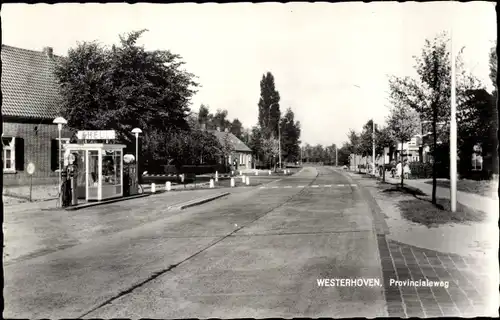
379;237;494;317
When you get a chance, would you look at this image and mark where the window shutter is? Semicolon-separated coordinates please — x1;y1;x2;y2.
14;137;25;171
51;139;58;171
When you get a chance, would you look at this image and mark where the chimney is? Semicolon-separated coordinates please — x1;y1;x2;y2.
201;123;206;130
224;128;229;133
43;47;53;58
216;126;221;132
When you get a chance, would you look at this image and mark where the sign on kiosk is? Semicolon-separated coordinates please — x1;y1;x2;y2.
77;130;116;140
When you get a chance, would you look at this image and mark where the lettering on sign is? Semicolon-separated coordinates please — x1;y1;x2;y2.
77;130;116;140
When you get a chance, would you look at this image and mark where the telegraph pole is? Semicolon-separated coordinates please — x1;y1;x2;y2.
450;28;457;212
372;119;376;175
335;144;338;167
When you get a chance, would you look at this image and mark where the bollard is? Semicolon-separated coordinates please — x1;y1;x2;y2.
180;174;185;183
246;176;250;185
269;170;271;175
151;183;156;193
241;175;246;182
230;178;235;187
215;171;219;182
165;181;171;191
210;179;214;188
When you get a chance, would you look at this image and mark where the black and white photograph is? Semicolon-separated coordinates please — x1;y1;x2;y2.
1;2;498;318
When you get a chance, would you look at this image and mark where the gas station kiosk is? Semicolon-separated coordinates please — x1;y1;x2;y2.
63;130;126;202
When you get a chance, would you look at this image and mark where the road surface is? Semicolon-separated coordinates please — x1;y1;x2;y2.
4;166;387;318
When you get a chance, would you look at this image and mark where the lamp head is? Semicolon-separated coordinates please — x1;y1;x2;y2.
131;128;142;138
53;117;67;131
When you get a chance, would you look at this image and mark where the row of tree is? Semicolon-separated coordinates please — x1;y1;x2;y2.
55;30;303;172
55;30;235;171
342;33;497;204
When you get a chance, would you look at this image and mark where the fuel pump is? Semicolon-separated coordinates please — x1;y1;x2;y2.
67;152;78;206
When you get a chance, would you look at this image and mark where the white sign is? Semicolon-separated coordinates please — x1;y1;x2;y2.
123;154;135;164
77;130;116;140
27;162;35;175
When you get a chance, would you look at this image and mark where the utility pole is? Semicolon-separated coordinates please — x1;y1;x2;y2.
278;117;282;169
450;27;457;212
335;144;338;167
372;119;376;175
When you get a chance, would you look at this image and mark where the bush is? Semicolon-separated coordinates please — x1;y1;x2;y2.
408;162;433;179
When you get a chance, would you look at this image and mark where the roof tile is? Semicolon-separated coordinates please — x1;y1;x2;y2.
1;45;62;120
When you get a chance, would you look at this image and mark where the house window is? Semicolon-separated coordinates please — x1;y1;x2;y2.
3;137;15;172
2;136;24;172
51;138;70;171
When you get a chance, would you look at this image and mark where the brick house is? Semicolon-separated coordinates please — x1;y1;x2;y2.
207;126;253;170
2;45;71;186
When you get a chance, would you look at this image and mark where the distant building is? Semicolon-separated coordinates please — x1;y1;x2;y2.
203;125;253;169
2;45;71;186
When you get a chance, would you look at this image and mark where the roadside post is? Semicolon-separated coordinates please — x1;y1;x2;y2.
27;162;35;202
246;176;250;185
215;171;219;182
230;178;235;187
241;175;245;183
255;170;258;176
151;183;156;193
210;179;214;188
165;181;171;191
269;170;271;175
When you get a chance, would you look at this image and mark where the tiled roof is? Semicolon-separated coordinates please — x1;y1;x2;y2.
1;45;62;120
208;130;252;152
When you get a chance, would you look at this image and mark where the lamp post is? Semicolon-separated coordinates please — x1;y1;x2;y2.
131;128;142;186
450;28;457;212
335;144;338;167
372;119;376;175
278;117;282;169
53;117;67;192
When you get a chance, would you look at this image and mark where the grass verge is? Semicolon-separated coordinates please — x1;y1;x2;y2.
397;197;487;227
424;179;498;199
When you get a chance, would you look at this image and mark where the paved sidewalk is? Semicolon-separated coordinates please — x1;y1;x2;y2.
384;176;499;217
340;169;498;317
3;188;231;265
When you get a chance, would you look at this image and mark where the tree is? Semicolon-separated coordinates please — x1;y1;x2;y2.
55;29;198;169
489;40;497;90
213;109;231;131
220;131;235;169
386;104;419;187
258;72;281;139
261;136;280;171
279;108;301;163
230;119;244;140
198;104;211;127
388;32;483;203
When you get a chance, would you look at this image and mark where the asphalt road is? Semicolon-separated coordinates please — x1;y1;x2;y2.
4;166;387;318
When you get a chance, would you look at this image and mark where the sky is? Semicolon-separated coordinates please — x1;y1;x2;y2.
2;2;496;147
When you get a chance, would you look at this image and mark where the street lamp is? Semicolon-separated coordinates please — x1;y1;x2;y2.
53;116;67;192
131;128;142;186
450;28;458;212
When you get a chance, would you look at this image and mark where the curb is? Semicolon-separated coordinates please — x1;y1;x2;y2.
331;168;390;236
64;194;150;211
169;192;231;210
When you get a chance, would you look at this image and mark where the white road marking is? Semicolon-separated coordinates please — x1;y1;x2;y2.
325;185;332;187
311;185;319;188
337;184;345;187
351;184;357;187
297;186;304;188
272;186;279;189
260;186;266;189
284;186;292;188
